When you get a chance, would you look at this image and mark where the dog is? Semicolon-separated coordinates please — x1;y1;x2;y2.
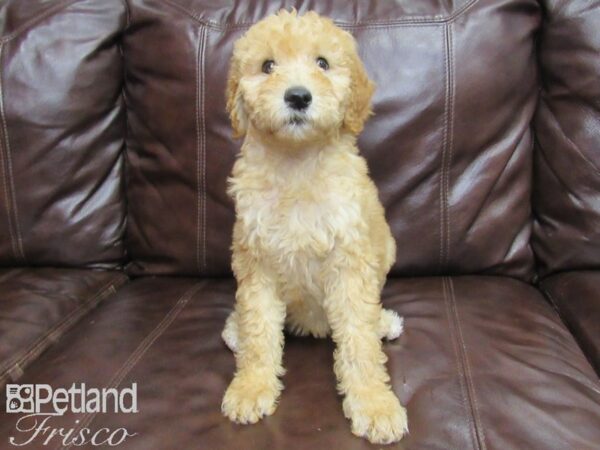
220;9;408;444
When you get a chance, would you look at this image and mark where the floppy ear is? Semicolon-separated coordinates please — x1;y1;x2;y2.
343;51;375;136
226;55;247;139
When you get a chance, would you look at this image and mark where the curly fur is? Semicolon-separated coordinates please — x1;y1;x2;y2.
221;9;408;444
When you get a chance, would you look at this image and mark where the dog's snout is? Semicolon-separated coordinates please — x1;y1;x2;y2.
284;86;312;111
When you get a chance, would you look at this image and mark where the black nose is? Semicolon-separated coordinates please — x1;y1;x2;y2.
284;86;312;110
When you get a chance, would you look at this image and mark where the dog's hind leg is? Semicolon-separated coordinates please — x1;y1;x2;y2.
222;310;240;352
378;309;404;341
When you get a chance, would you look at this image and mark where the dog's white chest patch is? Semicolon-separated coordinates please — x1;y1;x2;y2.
238;183;361;270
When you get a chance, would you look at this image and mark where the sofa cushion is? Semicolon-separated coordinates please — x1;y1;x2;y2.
0;0;128;268
0;268;127;387
540;271;600;375
124;0;538;279
1;276;598;449
532;0;600;276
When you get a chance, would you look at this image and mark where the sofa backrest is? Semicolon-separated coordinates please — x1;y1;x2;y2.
0;0;127;268
532;0;600;278
124;0;540;280
9;0;596;281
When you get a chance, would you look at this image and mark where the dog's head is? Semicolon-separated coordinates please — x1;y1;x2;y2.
226;9;375;144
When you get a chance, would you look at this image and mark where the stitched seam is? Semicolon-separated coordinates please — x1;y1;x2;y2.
162;0;480;30
443;277;479;450
0;44;25;261
0;285;118;385
0;133;17;259
58;281;206;450
0;275;125;376
200;26;207;272
119;0;129;254
195;29;202;273
439;27;450;271
339;23;445;31
163;0;478;30
0;42;17;258
123;0;131;29
0;43;25;262
0;0;80;44
194;25;208;273
0;274;127;383
445;23;455;267
448;278;487;449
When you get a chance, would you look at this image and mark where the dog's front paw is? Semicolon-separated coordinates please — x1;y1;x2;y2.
343;389;408;444
222;372;281;424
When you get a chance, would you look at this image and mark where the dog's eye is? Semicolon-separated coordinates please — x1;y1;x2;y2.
316;57;329;70
262;60;275;74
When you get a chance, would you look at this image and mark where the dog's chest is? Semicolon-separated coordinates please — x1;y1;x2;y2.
237;179;360;264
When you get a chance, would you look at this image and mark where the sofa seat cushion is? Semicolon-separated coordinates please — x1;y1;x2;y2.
540;271;600;375
0;276;598;449
0;268;127;387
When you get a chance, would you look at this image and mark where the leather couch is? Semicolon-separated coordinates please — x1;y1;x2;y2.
0;0;599;448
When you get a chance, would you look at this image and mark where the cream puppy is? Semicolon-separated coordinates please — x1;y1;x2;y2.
221;9;407;444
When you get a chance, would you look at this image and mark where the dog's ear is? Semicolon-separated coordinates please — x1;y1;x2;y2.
343;50;375;136
226;55;247;139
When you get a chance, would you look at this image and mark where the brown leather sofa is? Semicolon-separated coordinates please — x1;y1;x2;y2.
1;0;599;449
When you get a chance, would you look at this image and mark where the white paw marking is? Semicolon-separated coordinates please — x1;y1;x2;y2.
386;313;404;341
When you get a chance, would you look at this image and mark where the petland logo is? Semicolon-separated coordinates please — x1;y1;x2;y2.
5;383;138;447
